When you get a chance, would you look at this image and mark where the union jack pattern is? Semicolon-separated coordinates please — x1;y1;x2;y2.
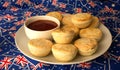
24;11;32;17
10;7;19;12
77;62;91;69
3;14;15;21
0;0;120;70
14;55;28;67
15;0;23;6
75;8;82;13
88;1;96;8
59;3;66;8
0;57;12;70
14;19;24;26
3;1;10;8
52;0;57;6
30;62;50;70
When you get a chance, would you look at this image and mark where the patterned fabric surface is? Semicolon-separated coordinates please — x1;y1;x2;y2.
0;0;120;70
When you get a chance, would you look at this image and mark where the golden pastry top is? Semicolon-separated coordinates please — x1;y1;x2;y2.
46;11;63;21
52;44;77;53
89;16;99;28
72;13;92;21
74;38;97;51
28;39;53;48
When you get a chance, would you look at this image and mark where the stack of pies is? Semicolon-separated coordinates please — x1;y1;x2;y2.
27;11;103;62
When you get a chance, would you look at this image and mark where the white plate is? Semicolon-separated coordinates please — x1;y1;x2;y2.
15;24;112;65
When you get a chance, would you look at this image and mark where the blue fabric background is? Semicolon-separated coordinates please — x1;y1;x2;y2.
0;0;120;70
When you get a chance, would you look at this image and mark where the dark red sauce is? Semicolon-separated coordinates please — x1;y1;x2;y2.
27;20;57;31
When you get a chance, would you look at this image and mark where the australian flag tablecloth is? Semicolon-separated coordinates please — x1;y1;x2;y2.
0;0;120;70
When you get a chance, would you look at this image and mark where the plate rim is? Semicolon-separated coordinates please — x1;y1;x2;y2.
15;24;112;65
